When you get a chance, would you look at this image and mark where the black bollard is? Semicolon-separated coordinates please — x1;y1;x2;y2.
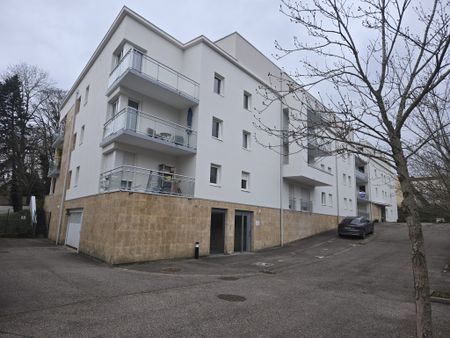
194;242;199;259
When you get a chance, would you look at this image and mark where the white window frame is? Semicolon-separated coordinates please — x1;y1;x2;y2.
84;85;89;105
213;73;224;95
210;164;221;186
242;130;251;150
328;193;333;207
79;125;85;145
212;117;223;140
243;91;251;110
321;192;326;206
74;166;80;187
241;171;250;191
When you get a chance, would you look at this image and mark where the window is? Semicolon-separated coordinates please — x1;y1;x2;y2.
344;198;348;210
375;187;378;197
241;171;250;191
321;192;326;206
348;176;352;188
74;166;80;187
243;91;251;110
328;167;332;173
210;164;221;185
349;199;353;210
111;99;119;118
328;193;333;207
320;164;325;170
84;85;89;105
114;49;123;67
75;97;81;114
72;133;77;151
343;173;346;186
212;117;222;139
213;73;224;95
67;170;72;190
242;130;251;149
79;125;85;145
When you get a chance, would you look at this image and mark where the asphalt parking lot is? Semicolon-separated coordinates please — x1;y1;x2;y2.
0;222;449;337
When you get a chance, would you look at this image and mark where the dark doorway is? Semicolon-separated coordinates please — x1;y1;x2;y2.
381;206;386;222
210;209;226;254
234;211;252;252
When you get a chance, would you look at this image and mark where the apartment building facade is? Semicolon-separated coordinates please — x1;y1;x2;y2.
44;7;397;264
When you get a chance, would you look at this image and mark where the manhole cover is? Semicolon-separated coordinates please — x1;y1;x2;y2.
162;267;181;273
217;294;246;302
218;276;240;281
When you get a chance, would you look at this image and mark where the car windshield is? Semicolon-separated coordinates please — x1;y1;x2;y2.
340;217;354;225
350;218;363;225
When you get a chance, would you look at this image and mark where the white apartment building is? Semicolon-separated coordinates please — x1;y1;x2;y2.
44;7;397;264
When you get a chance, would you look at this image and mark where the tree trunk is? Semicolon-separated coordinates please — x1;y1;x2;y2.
393;139;433;337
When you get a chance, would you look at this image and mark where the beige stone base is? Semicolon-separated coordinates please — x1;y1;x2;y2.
45;192;339;264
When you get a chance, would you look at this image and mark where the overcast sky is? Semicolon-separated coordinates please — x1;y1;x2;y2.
0;0;300;90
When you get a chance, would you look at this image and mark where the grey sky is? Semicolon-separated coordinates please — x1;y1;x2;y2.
0;0;299;90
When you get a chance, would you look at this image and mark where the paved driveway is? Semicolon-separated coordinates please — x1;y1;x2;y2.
0;223;449;337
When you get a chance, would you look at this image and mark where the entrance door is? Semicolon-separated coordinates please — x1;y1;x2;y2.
210;209;226;254
127;99;139;132
66;210;83;250
234;211;252;252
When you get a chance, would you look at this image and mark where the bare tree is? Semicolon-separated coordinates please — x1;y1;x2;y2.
410;87;450;220
254;1;450;336
0;63;63;208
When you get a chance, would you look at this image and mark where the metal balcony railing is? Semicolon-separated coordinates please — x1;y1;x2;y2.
103;108;197;150
108;49;199;102
355;170;368;182
48;161;60;177
288;198;313;212
99;165;195;198
52;130;64;149
357;191;370;201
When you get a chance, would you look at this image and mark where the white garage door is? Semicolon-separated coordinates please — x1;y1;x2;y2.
66;211;83;249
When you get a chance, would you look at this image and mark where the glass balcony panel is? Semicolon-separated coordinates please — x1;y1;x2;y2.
100;165;195;198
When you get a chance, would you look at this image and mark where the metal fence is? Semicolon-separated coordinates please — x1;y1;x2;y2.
99;165;195;198
103;108;197;150
108;49;199;101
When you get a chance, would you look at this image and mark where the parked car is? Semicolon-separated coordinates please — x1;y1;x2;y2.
338;216;374;239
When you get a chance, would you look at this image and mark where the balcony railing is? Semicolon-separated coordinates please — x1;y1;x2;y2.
355;170;368;182
52;130;64;149
288;198;313;212
48;161;60;177
103;108;197;150
108;49;199;102
99;165;195;198
307;161;333;175
357;191;370;201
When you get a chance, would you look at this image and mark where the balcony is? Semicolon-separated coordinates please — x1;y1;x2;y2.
48;161;60;178
107;49;199;109
288;198;313;212
355;169;368;183
99;165;195;198
52;130;64;149
101;108;197;155
357;191;370;203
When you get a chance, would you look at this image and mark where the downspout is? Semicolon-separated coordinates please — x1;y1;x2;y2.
55;105;76;245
